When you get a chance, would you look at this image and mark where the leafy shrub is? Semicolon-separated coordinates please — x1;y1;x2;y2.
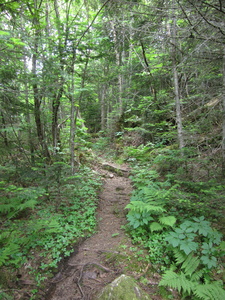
160;269;225;300
165;216;223;267
126;155;225;299
0;183;46;220
123;143;154;162
126;180;176;232
0;165;101;287
160;217;225;299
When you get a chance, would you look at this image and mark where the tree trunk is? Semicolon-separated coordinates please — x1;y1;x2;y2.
32;53;50;161
111;20;124;115
222;47;225;176
70;61;76;175
171;2;184;150
24;57;35;165
52;0;65;153
100;84;107;131
31;5;51;161
0;112;9;148
52;85;63;152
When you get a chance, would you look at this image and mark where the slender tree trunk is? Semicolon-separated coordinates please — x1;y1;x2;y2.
0;112;9;148
31;8;51;161
52;0;65;153
171;2;184;150
100;84;107;131
140;41;157;102
24;57;35;164
222;47;225;176
111;20;124;115
52;85;63;151
70;60;76;174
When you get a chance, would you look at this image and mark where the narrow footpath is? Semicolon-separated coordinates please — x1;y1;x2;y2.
44;162;133;300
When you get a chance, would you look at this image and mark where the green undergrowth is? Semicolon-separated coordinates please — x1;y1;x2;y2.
122;145;225;299
0;162;102;299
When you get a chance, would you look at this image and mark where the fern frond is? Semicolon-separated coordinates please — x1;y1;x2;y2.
159;270;195;295
0;244;20;267
19;199;37;210
194;281;225;300
144;204;165;213
125;201;165;213
181;253;200;277
150;222;163;232
159;215;176;227
0;203;14;214
191;269;204;282
173;248;187;265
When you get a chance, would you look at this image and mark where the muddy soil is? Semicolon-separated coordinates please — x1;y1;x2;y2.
43;162;134;299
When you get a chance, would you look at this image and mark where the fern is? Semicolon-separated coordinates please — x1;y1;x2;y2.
159;270;194;295
19;199;37;211
194;281;225;300
0;186;44;219
173;248;187;265
149;215;176;232
173;249;200;277
125;201;165;213
0;243;20;267
150;222;163;232
191;269;205;282
160;264;225;300
181;253;200;276
159;215;176;227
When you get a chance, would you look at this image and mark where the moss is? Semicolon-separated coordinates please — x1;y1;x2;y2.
95;274;152;300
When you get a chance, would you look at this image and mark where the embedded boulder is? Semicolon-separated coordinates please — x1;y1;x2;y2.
95;274;152;300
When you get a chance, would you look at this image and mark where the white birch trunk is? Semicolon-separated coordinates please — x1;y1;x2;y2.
171;2;184;150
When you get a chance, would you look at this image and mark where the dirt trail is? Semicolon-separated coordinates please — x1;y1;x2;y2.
44;162;133;300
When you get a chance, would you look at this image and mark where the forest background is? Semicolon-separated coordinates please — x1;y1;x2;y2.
0;0;225;299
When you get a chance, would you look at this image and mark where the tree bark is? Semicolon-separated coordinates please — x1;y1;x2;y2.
222;47;225;176
111;20;124;115
31;2;51;161
100;84;107;131
52;85;63;152
32;49;50;161
24;57;35;165
171;2;184;150
51;0;65;153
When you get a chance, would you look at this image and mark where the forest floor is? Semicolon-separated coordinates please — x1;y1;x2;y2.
43;160;162;300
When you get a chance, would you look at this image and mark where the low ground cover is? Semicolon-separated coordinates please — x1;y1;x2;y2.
0;162;101;299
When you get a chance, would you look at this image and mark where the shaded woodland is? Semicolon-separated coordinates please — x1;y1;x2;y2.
0;0;225;299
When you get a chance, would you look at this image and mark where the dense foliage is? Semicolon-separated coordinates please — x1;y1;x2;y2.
0;0;225;299
123;146;225;299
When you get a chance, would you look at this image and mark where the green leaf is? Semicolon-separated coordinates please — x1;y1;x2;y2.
181;253;200;276
159;215;176;227
150;222;163;232
194;281;225;300
180;240;198;255
159;270;194;295
200;255;217;269
0;30;10;36
10;37;25;46
219;241;225;250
